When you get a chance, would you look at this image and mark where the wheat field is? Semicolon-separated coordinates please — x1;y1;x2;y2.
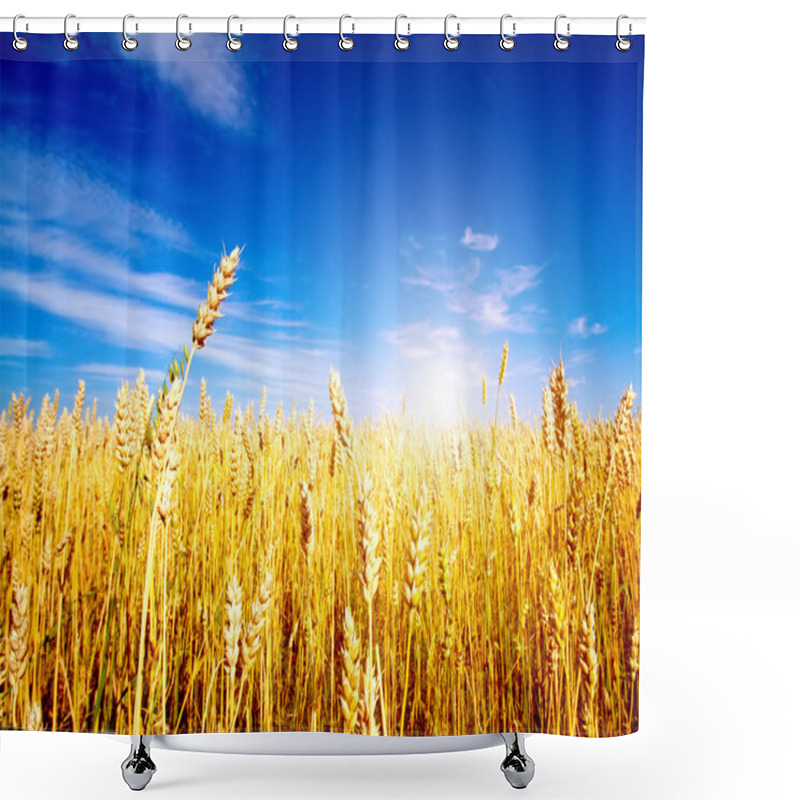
0;248;640;736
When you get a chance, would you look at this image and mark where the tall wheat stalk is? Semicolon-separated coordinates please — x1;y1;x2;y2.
132;247;240;735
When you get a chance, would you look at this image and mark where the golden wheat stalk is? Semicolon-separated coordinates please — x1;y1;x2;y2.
152;380;182;476
8;579;30;690
542;384;557;459
339;606;361;733
403;503;431;614
133;247;241;736
0;434;9;496
358;655;380;735
509;393;518;431
577;599;599;736
328;369;354;463
400;496;431;732
156;449;180;525
550;361;571;459
545;564;566;676
192;246;242;349
71;380;85;435
224;574;243;723
357;472;382;606
629;620;640;680
25;700;43;731
299;481;315;567
112;381;130;471
587;384;637;603
240;570;274;674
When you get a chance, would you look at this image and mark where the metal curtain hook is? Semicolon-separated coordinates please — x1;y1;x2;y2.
12;14;29;51
339;14;354;50
394;14;410;50
500;14;515;50
227;15;242;51
616;14;632;51
283;15;298;51
554;14;570;51
176;13;191;50
122;14;138;51
64;13;79;50
444;14;460;51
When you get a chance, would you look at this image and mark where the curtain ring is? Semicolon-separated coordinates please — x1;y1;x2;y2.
122;14;138;51
339;14;354;50
176;14;191;50
227;15;242;51
394;15;410;50
554;14;570;51
12;14;28;51
616;15;632;51
500;14;515;50
444;14;460;51
64;13;79;51
283;15;298;51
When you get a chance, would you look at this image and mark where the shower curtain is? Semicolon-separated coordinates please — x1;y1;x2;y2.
0;30;643;738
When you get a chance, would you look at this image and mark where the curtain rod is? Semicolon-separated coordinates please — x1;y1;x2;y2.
0;16;645;36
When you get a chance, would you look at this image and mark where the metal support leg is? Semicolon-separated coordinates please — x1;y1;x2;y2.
121;735;157;791
500;733;535;789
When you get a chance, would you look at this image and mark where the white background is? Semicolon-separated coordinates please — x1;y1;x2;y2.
2;1;798;798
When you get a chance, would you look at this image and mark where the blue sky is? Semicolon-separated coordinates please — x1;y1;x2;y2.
0;34;642;424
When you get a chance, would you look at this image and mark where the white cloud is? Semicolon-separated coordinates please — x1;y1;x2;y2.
0;139;218;328
1;143;193;256
0;337;51;358
0;223;201;311
224;298;308;328
253;298;303;311
568;315;608;338
152;59;252;130
198;332;333;402
446;265;543;333
381;321;461;360
460;226;499;252
403;256;543;334
0;269;187;354
76;363;161;383
567;349;596;367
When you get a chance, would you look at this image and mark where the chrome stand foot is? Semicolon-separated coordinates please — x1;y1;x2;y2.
500;733;535;789
121;735;156;791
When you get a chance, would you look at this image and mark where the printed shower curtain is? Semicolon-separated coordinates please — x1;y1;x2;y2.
0;31;643;737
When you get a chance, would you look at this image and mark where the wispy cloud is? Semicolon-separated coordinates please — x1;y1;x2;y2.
152;59;253;131
461;226;499;252
224;298;308;329
253;298;303;312
198;332;333;401
0;136;211;319
567;349;596;367
0;223;202;311
568;315;608;338
77;363;161;382
404;257;543;333
1;269;187;354
0;337;51;358
381;321;462;360
1;142;193;256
